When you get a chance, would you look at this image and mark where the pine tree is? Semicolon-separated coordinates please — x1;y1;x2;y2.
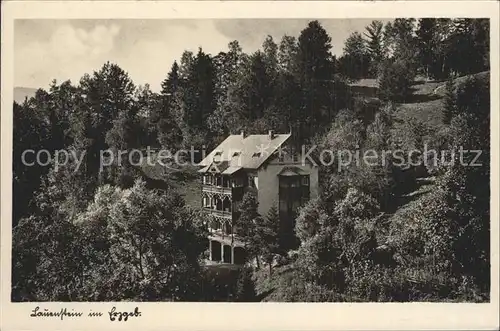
207;41;246;136
295;20;335;139
416;18;438;79
338;31;371;81
364;20;384;77
235;191;260;267
278;35;298;73
241;51;272;121
152;62;183;148
262;35;279;80
253;205;281;275
181;48;217;148
383;19;418;77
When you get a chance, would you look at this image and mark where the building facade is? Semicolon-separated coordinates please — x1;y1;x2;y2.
198;131;319;264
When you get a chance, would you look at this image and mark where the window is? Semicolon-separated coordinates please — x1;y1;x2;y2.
278;153;285;163
203;196;211;208
214;151;222;157
248;175;255;188
232;151;241;157
252;152;261;157
292;154;299;162
302;175;309;186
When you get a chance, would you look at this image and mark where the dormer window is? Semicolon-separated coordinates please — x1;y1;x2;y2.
214;151;222;157
232;151;241;157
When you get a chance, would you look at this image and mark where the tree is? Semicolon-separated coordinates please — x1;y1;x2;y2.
239;51;272;122
295;20;336;139
253;206;281;275
76;179;208;300
416;18;438;78
76;62;136;191
294;188;379;296
364;20;385;77
295;198;326;243
447;19;489;76
152;62;183;148
384;19;417;57
182;48;216;131
262;35;279;80
208;41;246;137
443;77;456;125
235;267;257;302
235;191;261;267
377;58;413;103
12;98;50;225
105;91;142;188
278;35;298;73
338;31;371;81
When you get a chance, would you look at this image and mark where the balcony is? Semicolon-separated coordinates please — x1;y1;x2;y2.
208;230;245;247
203;207;233;219
202;185;233;195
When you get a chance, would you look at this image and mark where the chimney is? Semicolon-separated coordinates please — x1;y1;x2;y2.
268;130;275;140
240;130;246;138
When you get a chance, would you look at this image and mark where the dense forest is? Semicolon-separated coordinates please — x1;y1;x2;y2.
12;18;490;302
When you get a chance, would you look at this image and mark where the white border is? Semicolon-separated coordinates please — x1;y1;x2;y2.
1;1;499;330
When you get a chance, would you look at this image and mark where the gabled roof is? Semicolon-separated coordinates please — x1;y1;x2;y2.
199;133;291;170
278;166;308;176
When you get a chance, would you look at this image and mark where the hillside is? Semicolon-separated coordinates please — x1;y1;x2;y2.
254;71;490;301
350;71;490;130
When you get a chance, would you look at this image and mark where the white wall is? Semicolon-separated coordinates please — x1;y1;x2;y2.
256;159;319;217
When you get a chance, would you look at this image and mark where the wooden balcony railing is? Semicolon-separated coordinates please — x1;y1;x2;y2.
202;185;233;195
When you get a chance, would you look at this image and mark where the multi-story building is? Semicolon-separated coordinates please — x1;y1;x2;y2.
198;130;319;264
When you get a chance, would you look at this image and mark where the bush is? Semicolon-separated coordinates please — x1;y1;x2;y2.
377;59;414;103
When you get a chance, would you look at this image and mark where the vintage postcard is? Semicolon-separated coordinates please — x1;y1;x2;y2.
1;1;499;330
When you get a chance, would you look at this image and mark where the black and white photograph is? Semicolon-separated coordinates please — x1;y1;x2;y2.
1;4;498;329
8;15;494;303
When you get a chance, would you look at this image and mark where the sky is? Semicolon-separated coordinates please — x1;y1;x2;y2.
15;19;388;92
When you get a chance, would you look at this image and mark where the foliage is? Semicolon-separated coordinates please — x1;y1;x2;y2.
338;32;371;81
12;179;208;301
377;58;414;103
235;267;258;301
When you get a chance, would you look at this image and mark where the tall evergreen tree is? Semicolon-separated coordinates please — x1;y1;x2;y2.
416;18;438;79
278;35;298;73
253;206;281;275
241;51;272;121
152;62;183;148
338;31;371;81
364;20;385;77
181;48;217;148
262;35;279;80
208;41;246;137
295;20;335;139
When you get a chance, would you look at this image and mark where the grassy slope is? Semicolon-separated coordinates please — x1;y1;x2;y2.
254;71;490;301
138;153;202;208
